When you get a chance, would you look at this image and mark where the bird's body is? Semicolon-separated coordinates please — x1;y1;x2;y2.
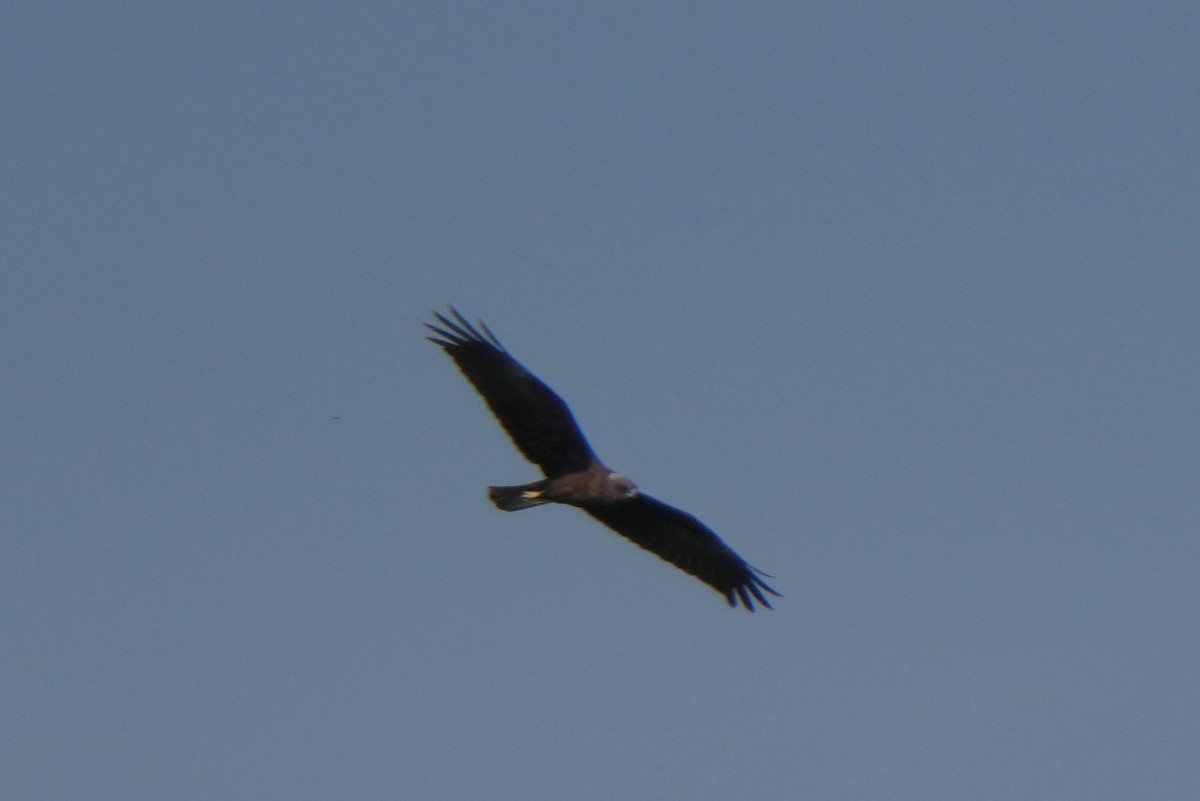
488;463;634;511
426;307;779;611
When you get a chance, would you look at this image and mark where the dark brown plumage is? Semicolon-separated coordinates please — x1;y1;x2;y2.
426;307;779;611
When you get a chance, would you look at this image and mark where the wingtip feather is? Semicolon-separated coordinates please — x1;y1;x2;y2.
426;306;506;352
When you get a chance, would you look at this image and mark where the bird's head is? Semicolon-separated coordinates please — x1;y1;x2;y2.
606;472;639;500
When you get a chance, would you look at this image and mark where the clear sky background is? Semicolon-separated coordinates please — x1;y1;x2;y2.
4;3;1198;799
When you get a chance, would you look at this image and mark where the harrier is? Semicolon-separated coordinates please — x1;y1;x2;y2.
426;307;779;611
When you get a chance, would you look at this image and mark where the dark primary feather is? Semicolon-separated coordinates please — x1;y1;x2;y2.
584;495;780;611
425;307;597;476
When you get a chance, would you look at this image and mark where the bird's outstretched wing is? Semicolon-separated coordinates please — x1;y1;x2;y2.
584;495;780;611
425;307;597;476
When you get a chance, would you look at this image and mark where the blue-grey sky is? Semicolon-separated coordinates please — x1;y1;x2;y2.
5;3;1198;799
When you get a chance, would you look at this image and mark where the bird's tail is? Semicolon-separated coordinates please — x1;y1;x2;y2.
488;480;551;511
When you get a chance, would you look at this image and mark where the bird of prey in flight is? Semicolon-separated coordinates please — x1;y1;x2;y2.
426;307;779;611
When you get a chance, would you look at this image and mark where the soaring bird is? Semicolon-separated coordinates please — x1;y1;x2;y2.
426;307;779;611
